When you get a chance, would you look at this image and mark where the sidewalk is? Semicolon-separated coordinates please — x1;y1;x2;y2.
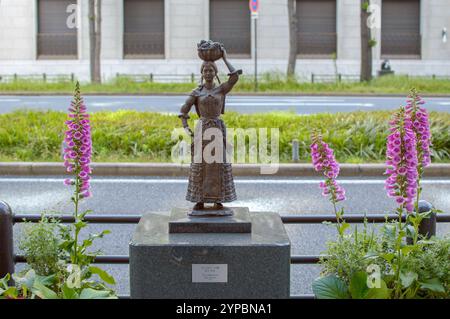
1;162;449;177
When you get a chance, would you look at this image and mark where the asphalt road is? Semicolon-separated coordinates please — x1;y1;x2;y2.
1;175;449;296
1;95;449;114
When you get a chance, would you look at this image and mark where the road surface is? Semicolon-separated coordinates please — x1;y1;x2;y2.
1;95;449;114
1;175;449;296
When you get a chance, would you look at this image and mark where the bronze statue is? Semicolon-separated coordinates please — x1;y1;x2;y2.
178;40;242;216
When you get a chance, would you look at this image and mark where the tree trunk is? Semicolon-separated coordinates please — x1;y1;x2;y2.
94;0;102;83
360;0;372;82
89;0;101;83
287;0;297;78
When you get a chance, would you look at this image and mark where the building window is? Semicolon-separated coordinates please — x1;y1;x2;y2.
210;0;251;57
37;0;78;59
381;0;421;58
123;0;165;58
296;0;337;57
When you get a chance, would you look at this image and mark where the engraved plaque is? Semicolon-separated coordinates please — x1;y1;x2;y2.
192;264;228;283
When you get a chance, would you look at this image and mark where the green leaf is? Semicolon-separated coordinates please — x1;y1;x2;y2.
89;266;116;285
383;224;397;241
62;284;78;299
418;210;433;219
1;287;18;298
401;245;415;255
400;271;418;288
363;251;379;259
339;222;350;236
362;1;369;11
420;278;445;293
79;210;93;219
312;275;350;299
82;238;94;249
79;288;113;299
349;272;369;299
405;225;416;239
417;239;436;245
36;274;56;287
13;269;36;290
381;252;395;263
32;281;58;299
74;220;88;231
349;272;390;299
365;280;390;299
0;274;11;288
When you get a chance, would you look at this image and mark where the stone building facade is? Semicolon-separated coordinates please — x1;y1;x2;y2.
0;0;449;81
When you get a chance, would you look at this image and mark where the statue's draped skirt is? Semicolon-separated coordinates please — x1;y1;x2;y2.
186;117;237;203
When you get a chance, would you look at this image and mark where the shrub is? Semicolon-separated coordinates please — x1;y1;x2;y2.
19;217;62;276
0;110;448;163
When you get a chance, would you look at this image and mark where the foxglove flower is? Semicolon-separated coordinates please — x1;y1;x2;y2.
384;107;418;212
310;132;346;204
406;89;431;169
63;82;92;199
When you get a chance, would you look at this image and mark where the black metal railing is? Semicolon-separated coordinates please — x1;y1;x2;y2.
116;73;200;84
1;201;448;299
310;73;360;84
0;73;75;83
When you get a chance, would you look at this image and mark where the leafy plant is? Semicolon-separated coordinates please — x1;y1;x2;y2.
0;84;116;299
0;268;116;299
19;216;62;276
313;92;449;299
314;214;449;299
319;222;383;283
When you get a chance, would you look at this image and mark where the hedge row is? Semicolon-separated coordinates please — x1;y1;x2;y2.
0;110;448;163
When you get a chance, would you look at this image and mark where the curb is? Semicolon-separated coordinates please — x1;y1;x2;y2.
0;162;449;177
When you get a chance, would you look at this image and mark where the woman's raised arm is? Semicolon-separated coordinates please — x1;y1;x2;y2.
220;48;241;95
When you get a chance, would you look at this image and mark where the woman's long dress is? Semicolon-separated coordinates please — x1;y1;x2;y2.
179;83;237;203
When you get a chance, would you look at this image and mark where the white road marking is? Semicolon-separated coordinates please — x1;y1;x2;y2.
0;178;448;185
229;99;346;103
0;99;21;102
90;102;127;107
227;102;374;107
438;102;450;105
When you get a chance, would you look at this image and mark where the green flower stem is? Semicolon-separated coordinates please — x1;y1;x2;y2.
73;174;79;265
332;200;341;235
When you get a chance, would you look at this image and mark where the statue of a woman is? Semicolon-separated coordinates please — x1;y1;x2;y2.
178;41;241;216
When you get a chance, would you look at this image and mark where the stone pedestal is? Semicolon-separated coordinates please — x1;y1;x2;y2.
169;207;252;233
129;209;290;299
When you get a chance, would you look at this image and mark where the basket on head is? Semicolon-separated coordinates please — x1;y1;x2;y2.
197;40;223;62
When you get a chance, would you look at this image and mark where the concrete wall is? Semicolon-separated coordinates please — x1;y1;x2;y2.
421;0;450;60
0;0;449;82
0;0;36;60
